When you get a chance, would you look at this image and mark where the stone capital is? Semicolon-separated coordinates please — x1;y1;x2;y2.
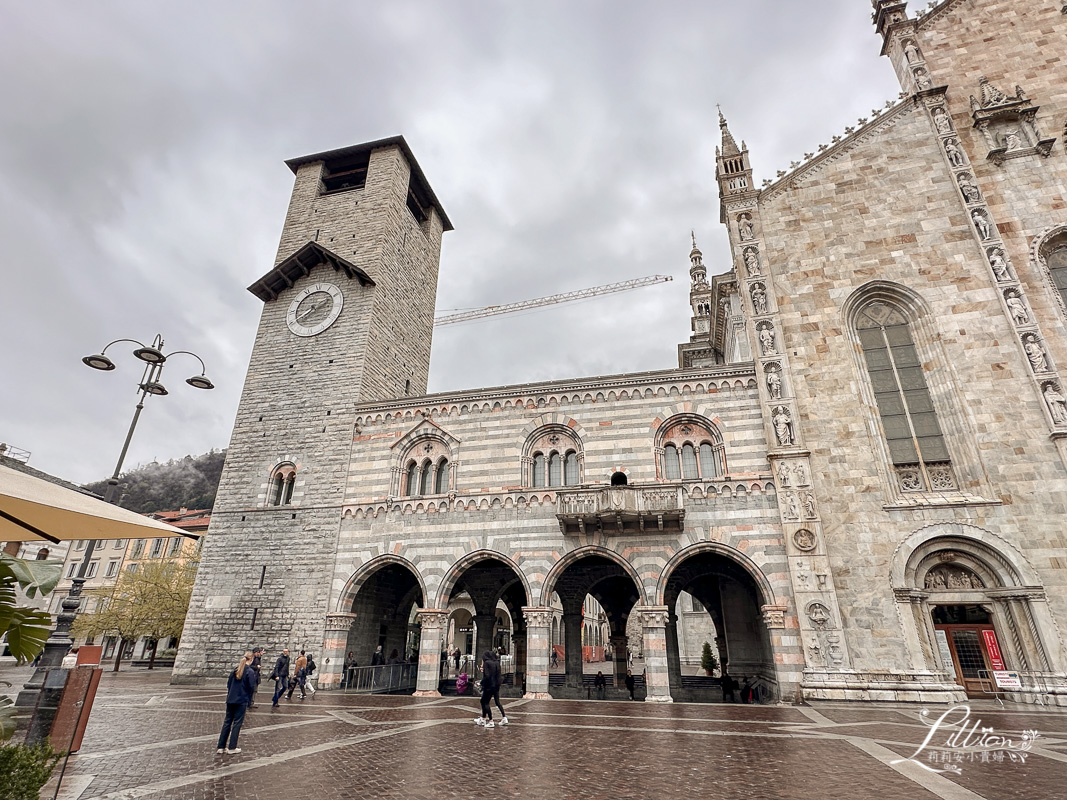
415;609;449;630
324;612;358;633
522;606;554;628
634;605;670;628
761;604;788;629
892;588;928;604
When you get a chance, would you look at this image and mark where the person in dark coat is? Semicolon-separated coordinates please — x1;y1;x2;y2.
217;651;257;754
270;648;290;707
594;670;606;700
247;648;263;708
475;650;508;728
720;670;737;703
624;669;636;701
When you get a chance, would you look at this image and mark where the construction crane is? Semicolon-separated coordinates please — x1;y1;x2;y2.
433;274;673;326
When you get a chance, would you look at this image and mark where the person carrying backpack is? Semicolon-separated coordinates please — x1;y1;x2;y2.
305;653;317;696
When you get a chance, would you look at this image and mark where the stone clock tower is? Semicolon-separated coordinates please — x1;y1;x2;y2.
173;137;451;681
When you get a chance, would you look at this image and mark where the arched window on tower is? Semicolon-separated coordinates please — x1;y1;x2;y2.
681;443;698;479
435;457;450;494
548;452;562;486
663;445;682;479
267;462;297;506
532;453;546;488
855;301;953;492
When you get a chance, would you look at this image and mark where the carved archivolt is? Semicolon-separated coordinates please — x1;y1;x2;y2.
923;564;985;590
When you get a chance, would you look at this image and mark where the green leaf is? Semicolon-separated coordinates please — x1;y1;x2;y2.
0;606;53;663
0;555;63;599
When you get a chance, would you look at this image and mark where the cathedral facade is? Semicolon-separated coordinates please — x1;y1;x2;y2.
174;0;1067;704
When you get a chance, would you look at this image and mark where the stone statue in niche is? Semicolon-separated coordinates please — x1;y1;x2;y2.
807;602;831;628
914;68;932;90
772;405;795;446
793;528;816;551
979;75;1009;107
1004;129;1024;151
988;248;1011;281
785;492;801;520
738;213;755;241
932;107;952;135
1005;291;1029;325
971;208;993;240
944;138;965;167
903;40;921;64
766;367;782;399
802;492;817;519
1043;382;1067;424
744;247;762;275
957;173;980;203
777;461;791;487
751;283;768;315
1023;334;1049;373
758;323;777;356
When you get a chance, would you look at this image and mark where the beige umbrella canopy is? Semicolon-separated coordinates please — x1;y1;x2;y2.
0;464;191;544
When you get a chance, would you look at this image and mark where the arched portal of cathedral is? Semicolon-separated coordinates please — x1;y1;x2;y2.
661;549;778;703
894;531;1062;703
541;550;642;699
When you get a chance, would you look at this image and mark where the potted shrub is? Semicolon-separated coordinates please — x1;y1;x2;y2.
700;641;719;677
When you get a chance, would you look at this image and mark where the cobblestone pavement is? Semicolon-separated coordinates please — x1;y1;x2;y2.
18;669;1067;800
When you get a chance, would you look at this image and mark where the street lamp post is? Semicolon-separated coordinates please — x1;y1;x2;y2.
17;335;213;740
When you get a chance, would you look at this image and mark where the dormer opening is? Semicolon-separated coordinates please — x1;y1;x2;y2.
319;151;370;195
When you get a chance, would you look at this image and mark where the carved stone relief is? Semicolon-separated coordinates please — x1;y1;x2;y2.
793;528;817;552
957;172;980;203
932;106;952;135
1043;381;1067;425
914;67;932;90
1005;290;1029;325
971;208;993;240
903;40;921;64
792;460;810;486
802;492;817;519
765;364;782;399
743;247;762;275
776;461;791;487
738;213;755;241
944;137;965;167
806;602;832;628
784;492;800;520
758;322;777;356
1023;333;1050;373
750;282;768;315
923;565;985;590
988;247;1012;281
772;405;795;446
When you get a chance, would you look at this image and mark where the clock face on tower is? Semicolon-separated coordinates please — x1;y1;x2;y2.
286;282;344;337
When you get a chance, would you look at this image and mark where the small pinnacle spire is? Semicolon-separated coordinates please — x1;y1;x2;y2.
718;106;740;156
691;230;698;250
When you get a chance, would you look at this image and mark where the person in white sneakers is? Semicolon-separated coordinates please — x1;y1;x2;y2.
475;650;508;728
217;651;256;755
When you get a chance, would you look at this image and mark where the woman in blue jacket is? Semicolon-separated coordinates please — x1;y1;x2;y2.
217;651;256;754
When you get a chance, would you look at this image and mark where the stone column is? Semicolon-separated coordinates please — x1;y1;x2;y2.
320;612;358;690
563;612;584;689
414;609;449;696
665;610;683;699
523;607;553;698
637;606;673;702
473;614;496;671
512;628;527;691
611;634;628;687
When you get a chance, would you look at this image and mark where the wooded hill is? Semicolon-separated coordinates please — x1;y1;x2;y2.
82;450;226;513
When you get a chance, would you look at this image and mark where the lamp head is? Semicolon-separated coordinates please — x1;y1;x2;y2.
133;345;166;364
82;354;116;371
185;374;214;390
141;382;168;396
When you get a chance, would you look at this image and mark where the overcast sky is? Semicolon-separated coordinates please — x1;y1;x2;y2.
1;1;901;486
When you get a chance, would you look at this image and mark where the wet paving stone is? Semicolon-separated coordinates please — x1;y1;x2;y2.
26;669;1067;800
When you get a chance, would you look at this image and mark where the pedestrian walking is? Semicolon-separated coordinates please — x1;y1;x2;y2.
342;651;357;689
594;670;606;700
217;651;256;754
248;647;263;708
720;670;737;703
304;652;317;696
270;648;290;707
288;650;308;699
625;669;636;701
475;650;508;728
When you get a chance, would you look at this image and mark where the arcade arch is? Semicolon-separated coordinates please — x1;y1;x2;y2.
340;557;425;669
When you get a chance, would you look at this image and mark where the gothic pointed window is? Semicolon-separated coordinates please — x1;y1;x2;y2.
435;458;449;494
663;445;682;479
532;453;546;488
564;451;579;485
856;301;953;491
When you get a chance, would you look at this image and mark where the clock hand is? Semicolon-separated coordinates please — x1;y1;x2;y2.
296;299;329;323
